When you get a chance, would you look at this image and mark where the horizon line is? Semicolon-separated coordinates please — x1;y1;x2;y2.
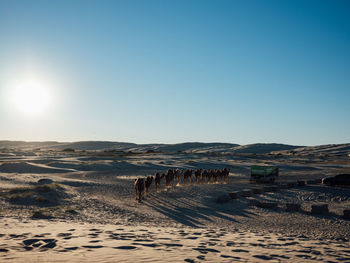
1;139;349;147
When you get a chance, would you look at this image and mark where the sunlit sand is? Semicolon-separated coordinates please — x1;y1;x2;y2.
0;141;349;262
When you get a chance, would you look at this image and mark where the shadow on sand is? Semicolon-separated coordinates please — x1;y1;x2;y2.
144;191;254;228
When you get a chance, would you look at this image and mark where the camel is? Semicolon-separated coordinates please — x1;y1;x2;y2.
194;169;202;183
174;169;181;185
184;169;193;185
134;178;145;202
155;172;161;191
223;168;230;183
201;170;208;183
145;176;153;195
165;169;174;188
137;167;230;196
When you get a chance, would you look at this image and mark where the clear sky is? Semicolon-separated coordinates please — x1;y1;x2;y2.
0;0;349;146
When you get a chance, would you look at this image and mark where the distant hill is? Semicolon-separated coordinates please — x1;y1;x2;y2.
0;141;60;149
45;141;137;151
134;142;239;153
272;143;350;156
0;140;349;156
231;143;300;154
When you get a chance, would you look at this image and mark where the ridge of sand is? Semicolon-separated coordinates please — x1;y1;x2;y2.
0;162;76;174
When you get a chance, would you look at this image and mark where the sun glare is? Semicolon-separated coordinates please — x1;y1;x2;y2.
11;80;51;116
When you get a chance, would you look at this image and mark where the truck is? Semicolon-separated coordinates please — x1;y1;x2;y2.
250;165;279;183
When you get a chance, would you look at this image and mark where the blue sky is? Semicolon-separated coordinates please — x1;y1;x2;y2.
0;0;349;145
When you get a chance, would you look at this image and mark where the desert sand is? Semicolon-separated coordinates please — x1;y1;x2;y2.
1;141;350;262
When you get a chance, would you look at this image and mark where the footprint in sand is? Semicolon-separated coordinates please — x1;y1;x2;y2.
270;254;290;259
23;239;41;246
32;241;44;248
57;233;72;237
41;242;57;249
226;242;235;247
231;249;249;253
221;255;241;260
42;239;56;243
89;240;101;243
113;246;137;250
253;255;274;260
63;246;79;251
33;233;50;237
186;236;198;240
134;238;153;242
250;242;267;248
193;248;220;254
284;241;299;246
82;245;104;249
132;242;158;248
22;238;57;250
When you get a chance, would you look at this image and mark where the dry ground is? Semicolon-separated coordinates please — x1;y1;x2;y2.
0;149;350;262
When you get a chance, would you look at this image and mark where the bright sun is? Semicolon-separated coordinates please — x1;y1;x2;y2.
12;80;51;116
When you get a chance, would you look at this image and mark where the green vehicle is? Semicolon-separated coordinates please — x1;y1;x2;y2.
250;166;279;183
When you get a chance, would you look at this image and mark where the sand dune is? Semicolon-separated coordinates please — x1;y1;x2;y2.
273;143;350;156
2;140;349;157
0;141;60;150
0;162;76;173
0;141;349;262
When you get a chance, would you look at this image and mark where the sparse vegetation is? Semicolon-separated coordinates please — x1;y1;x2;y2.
0;183;67;206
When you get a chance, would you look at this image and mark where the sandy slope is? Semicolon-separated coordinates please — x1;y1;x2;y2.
0;145;350;262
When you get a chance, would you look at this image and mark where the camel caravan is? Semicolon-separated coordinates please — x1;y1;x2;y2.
134;168;230;202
